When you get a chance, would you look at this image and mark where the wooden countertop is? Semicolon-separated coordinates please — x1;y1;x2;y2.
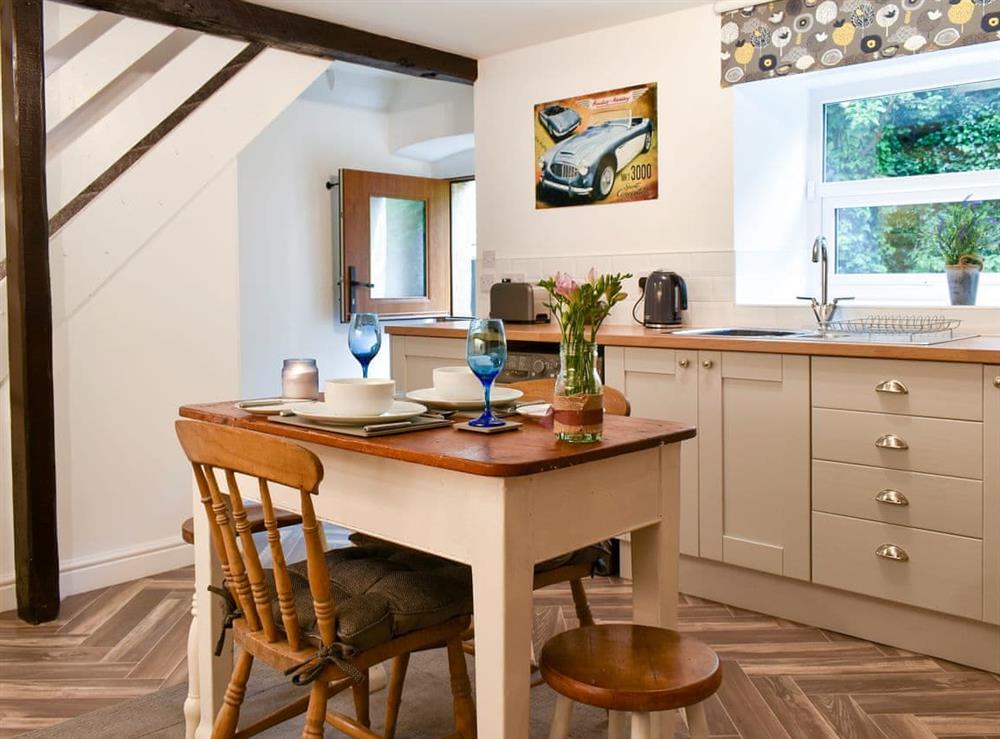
386;322;1000;364
178;401;696;478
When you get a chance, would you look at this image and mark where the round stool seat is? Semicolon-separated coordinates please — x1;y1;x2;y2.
181;503;301;545
539;624;722;713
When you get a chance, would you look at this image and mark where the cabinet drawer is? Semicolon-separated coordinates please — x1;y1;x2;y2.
812;512;983;620
812;408;982;479
812;460;982;538
812;357;982;421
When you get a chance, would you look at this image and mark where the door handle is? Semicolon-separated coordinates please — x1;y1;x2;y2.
678;359;690;368
875;379;908;394
875;488;909;506
347;265;375;314
875;434;908;450
875;543;909;562
702;359;714;369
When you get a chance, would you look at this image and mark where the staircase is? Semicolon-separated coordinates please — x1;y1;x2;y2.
0;0;329;611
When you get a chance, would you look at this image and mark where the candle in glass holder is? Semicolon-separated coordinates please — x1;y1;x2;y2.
281;359;319;399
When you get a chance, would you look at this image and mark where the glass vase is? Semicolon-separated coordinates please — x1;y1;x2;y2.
553;341;603;443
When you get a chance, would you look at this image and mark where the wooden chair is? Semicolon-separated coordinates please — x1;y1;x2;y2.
504;378;630;628
175;419;477;739
180;500;303;737
539;624;722;739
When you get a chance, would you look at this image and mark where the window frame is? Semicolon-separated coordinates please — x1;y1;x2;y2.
807;66;1000;304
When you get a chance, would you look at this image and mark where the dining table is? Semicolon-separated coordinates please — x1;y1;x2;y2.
178;399;696;739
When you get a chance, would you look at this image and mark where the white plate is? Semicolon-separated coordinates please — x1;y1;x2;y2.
289;400;427;426
235;398;300;416
515;402;551;418
405;386;523;411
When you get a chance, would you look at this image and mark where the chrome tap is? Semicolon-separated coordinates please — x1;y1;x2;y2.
797;236;852;330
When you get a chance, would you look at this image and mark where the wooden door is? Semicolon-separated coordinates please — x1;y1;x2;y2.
605;347;700;556
698;351;811;580
340;168;451;321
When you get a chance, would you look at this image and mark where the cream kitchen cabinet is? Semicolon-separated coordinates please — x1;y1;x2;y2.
389;335;467;393
605;347;699;556
605;348;811;579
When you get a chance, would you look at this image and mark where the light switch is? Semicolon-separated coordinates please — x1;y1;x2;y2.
481;250;496;270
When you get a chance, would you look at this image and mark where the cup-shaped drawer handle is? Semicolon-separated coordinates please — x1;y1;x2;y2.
875;488;909;506
875;543;909;562
875;434;908;450
875;379;909;394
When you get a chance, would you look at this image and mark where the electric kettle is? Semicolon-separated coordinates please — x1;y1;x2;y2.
635;271;687;327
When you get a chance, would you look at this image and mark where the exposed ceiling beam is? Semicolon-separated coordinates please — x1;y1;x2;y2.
1;0;61;623
56;0;478;84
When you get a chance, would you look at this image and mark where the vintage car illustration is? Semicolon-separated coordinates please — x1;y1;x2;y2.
538;113;654;201
537;104;582;140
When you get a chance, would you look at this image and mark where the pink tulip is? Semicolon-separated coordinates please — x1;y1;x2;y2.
554;271;579;298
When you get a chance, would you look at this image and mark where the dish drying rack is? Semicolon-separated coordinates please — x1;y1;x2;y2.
823;315;963;343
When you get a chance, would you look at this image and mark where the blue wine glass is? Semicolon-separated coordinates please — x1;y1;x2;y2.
349;313;382;378
466;318;507;428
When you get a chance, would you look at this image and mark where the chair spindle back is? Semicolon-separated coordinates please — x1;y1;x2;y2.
175;420;331;651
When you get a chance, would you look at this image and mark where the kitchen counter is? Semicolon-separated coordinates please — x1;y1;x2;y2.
385;321;1000;364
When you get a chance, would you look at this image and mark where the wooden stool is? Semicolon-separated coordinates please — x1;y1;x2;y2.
539;624;722;739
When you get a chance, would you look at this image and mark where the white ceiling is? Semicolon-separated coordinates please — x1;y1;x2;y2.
252;0;711;59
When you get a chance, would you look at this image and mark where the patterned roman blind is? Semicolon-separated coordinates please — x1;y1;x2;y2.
720;0;1000;86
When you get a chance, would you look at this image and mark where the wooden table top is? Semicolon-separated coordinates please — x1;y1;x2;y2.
385;322;1000;364
178;401;696;478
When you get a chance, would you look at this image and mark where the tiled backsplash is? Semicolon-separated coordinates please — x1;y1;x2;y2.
480;250;1000;335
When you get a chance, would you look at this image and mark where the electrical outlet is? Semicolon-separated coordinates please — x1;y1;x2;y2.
479;272;495;293
481;250;496;270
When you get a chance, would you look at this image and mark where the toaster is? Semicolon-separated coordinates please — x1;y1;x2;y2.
489;280;551;323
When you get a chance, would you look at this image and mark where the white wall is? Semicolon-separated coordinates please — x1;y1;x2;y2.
0;165;241;610
475;4;737;327
238;96;471;396
0;44;328;611
474;5;1000;334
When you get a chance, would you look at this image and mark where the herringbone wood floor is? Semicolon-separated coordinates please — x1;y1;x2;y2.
2;558;998;738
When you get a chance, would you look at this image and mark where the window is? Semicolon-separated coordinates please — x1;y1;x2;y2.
813;76;1000;303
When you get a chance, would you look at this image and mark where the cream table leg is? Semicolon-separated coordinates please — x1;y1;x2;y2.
630;444;681;739
192;478;232;739
183;594;199;739
469;488;534;739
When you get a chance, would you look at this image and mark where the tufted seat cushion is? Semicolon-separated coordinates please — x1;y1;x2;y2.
349;532;609;578
533;543;609;575
267;542;472;652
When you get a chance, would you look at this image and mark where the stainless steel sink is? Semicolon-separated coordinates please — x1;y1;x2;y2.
669;327;816;338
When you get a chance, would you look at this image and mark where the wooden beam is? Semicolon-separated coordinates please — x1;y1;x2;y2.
1;0;61;623
49;42;266;234
56;0;478;84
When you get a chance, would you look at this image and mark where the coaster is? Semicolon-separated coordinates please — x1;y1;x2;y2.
454;419;522;434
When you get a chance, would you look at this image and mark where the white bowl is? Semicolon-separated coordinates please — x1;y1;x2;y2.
323;378;395;416
432;366;483;401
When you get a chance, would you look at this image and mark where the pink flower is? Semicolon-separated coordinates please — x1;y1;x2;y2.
554;271;579;298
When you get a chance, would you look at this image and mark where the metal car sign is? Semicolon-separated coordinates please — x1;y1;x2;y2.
535;83;658;209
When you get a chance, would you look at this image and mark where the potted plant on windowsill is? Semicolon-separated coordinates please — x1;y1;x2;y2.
933;197;999;306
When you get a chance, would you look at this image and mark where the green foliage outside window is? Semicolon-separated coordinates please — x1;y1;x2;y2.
824;81;1000;181
835;200;1000;274
824;80;1000;275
